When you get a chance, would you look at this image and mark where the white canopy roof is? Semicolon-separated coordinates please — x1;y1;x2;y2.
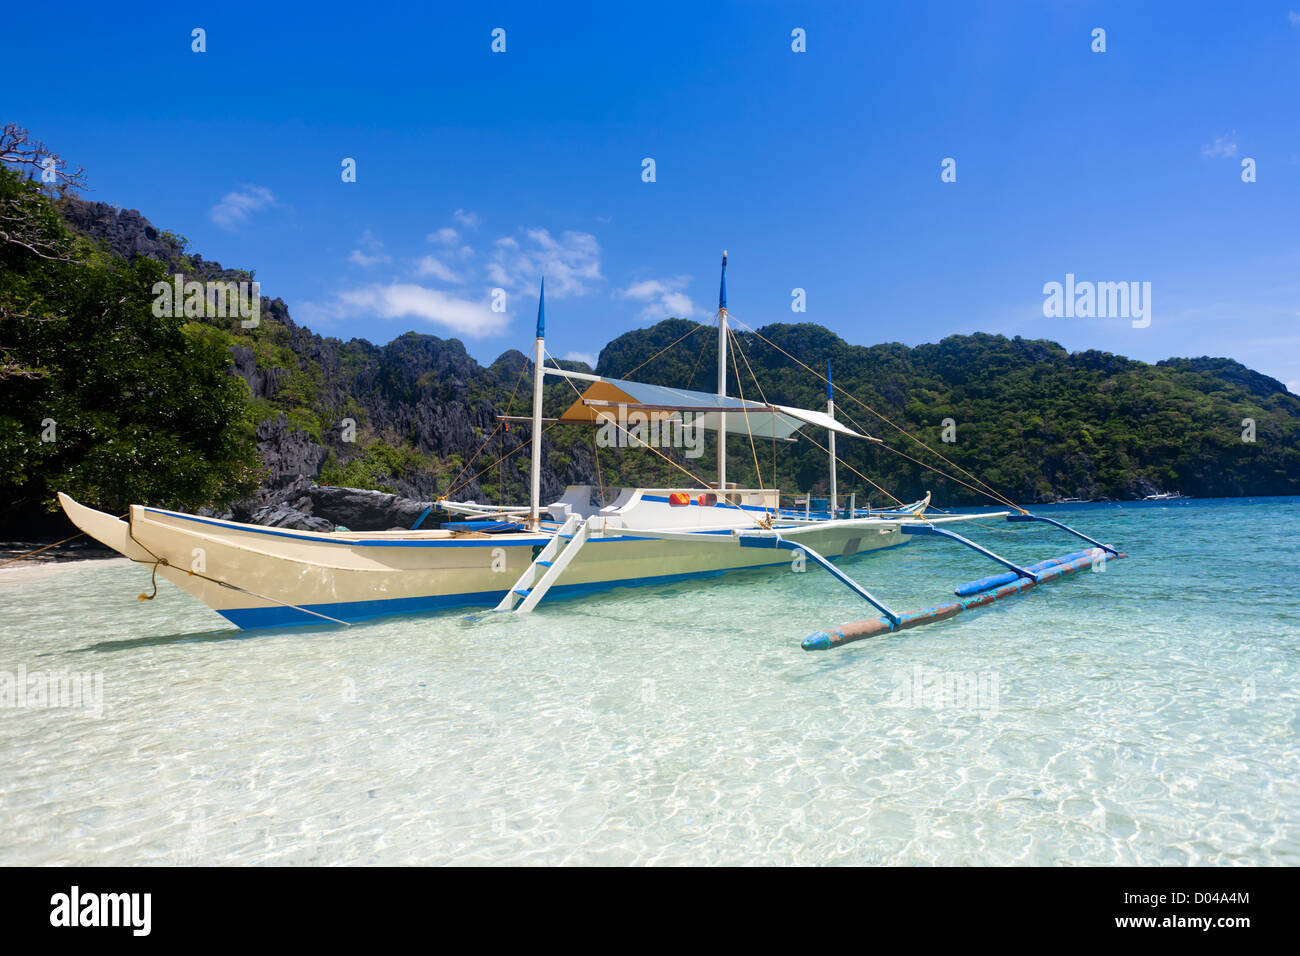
551;372;877;442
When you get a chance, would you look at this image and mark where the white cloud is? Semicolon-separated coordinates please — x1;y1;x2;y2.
1289;11;1300;26
1287;380;1300;395
452;209;480;228
1201;131;1238;158
425;225;474;261
299;283;506;337
209;185;276;229
348;249;389;267
616;276;705;320
562;351;597;367
299;223;606;338
413;255;462;282
347;229;390;267
487;228;602;298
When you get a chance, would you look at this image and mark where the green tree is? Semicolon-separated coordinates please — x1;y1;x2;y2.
0;156;261;530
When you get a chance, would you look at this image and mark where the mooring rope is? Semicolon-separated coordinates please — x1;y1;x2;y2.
0;513;131;569
126;522;350;625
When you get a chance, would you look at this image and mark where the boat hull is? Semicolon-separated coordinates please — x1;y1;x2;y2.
58;494;907;629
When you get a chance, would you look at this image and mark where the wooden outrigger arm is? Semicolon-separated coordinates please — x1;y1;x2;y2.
899;522;1040;582
1006;512;1119;556
801;547;1126;651
738;532;900;626
799;512;1127;651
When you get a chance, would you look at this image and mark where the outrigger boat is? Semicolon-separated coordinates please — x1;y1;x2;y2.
59;254;1125;648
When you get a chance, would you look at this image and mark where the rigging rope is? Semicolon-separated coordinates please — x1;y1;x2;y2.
730;329;903;509
442;358;530;501
619;320;710;380
727;327;767;513
727;328;779;497
441;419;563;501
683;315;716;391
546;347;735;506
793;429;906;507
830;402;1022;511
590;426;607;510
727;315;1028;514
498;353;532;507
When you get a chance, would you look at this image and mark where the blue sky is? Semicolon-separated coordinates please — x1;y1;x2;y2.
8;1;1300;390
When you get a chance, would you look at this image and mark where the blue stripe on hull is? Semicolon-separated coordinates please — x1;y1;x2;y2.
216;539;908;630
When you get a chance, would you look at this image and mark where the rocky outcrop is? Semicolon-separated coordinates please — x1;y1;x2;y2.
51;197;1300;513
218;480;439;533
59;198;245;282
249;502;335;533
231;346;289;401
256;415;328;486
307;485;434;530
54;196;606;512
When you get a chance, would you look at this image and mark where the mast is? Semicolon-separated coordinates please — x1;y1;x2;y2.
827;360;838;515
716;251;728;493
529;279;545;530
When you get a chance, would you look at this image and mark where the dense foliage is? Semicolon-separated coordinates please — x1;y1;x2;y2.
594;320;1300;505
3;133;1297;533
0;167;262;532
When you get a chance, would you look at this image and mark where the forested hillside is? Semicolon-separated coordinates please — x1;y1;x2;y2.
597;320;1300;506
2;126;1297;537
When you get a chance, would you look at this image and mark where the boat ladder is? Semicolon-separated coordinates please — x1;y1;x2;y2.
494;513;592;613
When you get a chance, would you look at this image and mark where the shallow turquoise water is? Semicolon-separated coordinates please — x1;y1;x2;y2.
1;497;1297;865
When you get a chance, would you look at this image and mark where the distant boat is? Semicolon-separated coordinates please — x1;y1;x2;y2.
1056;496;1093;504
1141;491;1190;501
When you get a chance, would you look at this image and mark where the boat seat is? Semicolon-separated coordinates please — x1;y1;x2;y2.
599;488;638;515
547;484;597;520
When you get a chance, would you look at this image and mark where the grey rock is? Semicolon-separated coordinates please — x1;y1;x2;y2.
231;346;289;401
256;415;328;485
60;197;249;283
308;485;434;531
249;504;335;533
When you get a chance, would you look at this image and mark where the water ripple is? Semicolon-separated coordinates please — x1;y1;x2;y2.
1;498;1297;864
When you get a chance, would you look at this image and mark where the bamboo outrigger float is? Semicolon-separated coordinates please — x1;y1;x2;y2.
58;253;1124;648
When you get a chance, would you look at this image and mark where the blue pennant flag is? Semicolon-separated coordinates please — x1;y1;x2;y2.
718;251;727;313
536;277;545;338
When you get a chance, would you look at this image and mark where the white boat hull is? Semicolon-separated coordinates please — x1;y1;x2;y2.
58;492;909;629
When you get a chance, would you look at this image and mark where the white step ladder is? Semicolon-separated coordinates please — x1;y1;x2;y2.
494;514;592;613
